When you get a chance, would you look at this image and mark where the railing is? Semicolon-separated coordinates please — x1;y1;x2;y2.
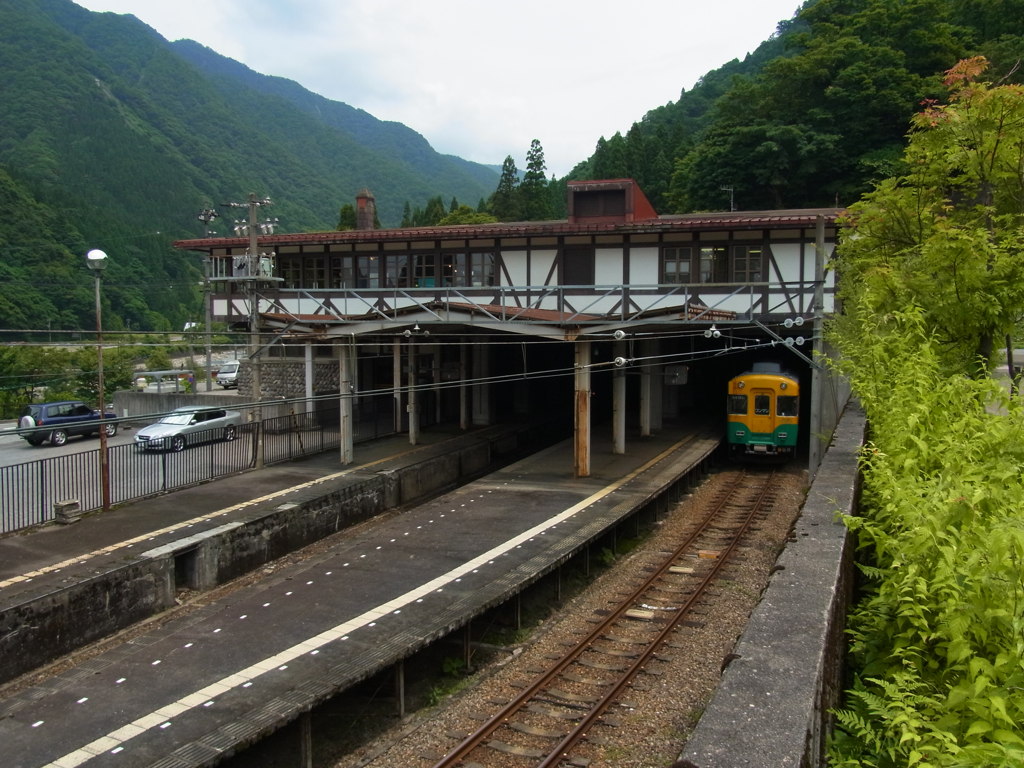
0;398;398;535
244;281;833;326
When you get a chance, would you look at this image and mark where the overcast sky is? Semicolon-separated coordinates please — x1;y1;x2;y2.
74;0;802;177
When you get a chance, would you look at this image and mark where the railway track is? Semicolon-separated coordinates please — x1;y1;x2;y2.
428;468;779;768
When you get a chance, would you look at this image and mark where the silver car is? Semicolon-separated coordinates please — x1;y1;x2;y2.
134;406;242;452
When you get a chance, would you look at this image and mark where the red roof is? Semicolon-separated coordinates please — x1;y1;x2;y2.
174;208;842;251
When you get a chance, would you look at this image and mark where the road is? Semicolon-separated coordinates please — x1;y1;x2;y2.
0;423;138;468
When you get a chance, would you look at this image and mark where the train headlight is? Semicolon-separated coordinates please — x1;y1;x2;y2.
778;432;788;439
780;382;787;390
736;381;745;389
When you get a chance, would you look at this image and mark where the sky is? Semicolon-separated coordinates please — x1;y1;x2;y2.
74;0;802;177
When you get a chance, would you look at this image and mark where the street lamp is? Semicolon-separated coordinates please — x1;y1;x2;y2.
86;248;111;512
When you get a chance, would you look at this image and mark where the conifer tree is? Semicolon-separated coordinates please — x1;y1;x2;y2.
490;155;521;221
520;139;553;220
337;203;357;230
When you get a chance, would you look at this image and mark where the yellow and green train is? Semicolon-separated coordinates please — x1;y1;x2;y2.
726;363;799;458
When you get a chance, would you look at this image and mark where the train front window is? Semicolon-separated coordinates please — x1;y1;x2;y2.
727;395;747;415
777;395;798;417
754;394;770;415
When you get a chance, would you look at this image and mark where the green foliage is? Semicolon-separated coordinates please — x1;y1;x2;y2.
827;303;1024;766
336;203;357;230
519;139;554;221
489;155;521;221
400;195;450;227
437;206;498;226
563;0;1023;214
835;59;1024;376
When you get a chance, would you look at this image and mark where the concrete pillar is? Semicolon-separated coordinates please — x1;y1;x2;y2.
574;341;591;478
394;660;406;718
613;341;626;454
408;340;419;445
299;711;313;768
432;344;442;424
651;355;664;431
304;342;314;413
339;342;354;465
472;342;491;426
392;339;402;433
640;350;652;438
459;341;469;430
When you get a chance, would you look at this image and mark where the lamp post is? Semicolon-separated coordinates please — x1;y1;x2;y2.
86;249;111;512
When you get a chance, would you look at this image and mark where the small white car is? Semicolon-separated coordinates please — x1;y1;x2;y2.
216;360;240;389
134;406;242;452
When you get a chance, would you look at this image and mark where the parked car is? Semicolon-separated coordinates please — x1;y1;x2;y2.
216;360;240;389
134;406;242;452
17;401;117;447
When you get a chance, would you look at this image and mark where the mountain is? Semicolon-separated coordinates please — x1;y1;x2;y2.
0;0;497;336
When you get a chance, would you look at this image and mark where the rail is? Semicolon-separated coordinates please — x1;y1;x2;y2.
430;468;777;768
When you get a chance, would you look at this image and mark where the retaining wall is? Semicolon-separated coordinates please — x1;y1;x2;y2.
0;426;530;685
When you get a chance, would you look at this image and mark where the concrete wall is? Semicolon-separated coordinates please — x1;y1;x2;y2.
1;560;176;684
680;403;865;767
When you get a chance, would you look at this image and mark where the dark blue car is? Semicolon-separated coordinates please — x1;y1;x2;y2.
17;401;118;446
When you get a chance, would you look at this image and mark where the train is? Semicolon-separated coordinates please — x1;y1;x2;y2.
726;362;799;458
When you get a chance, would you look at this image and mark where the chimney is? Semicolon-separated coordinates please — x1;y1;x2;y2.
356;188;376;230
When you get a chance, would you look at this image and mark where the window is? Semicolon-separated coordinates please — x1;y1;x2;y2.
384;255;410;288
469;252;495;286
355;256;379;288
777;395;798;417
412;254;435;287
699;246;725;283
754;394;771;415
562;246;594;286
329;255;355;288
732;245;765;281
302;256;325;289
727;395;747;415
278;256;301;288
574;190;626;218
663;247;692;284
444;252;495;286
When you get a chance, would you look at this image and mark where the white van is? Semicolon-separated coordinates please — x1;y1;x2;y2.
216;360;240;389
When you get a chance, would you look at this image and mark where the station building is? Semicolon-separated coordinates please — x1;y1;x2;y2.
174;179;849;477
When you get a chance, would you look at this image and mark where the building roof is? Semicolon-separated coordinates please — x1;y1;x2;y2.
174;208;842;251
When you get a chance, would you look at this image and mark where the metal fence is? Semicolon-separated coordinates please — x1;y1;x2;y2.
1;397;397;535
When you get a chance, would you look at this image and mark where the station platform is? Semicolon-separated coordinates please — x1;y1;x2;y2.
1;422;719;768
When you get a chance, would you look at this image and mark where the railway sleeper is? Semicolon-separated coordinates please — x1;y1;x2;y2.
560;671;609;686
485;740;545;758
526;703;582;720
508;721;568;738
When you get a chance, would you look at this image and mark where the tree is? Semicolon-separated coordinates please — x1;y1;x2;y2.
833;57;1024;376
337;203;357;230
489;155;521;221
438;206;498;226
519;139;553;220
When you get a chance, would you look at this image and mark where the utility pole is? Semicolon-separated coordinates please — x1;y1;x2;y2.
223;194;278;468
197;207;219;392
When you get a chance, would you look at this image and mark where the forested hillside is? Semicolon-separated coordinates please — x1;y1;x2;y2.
0;0;496;337
575;0;1024;213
